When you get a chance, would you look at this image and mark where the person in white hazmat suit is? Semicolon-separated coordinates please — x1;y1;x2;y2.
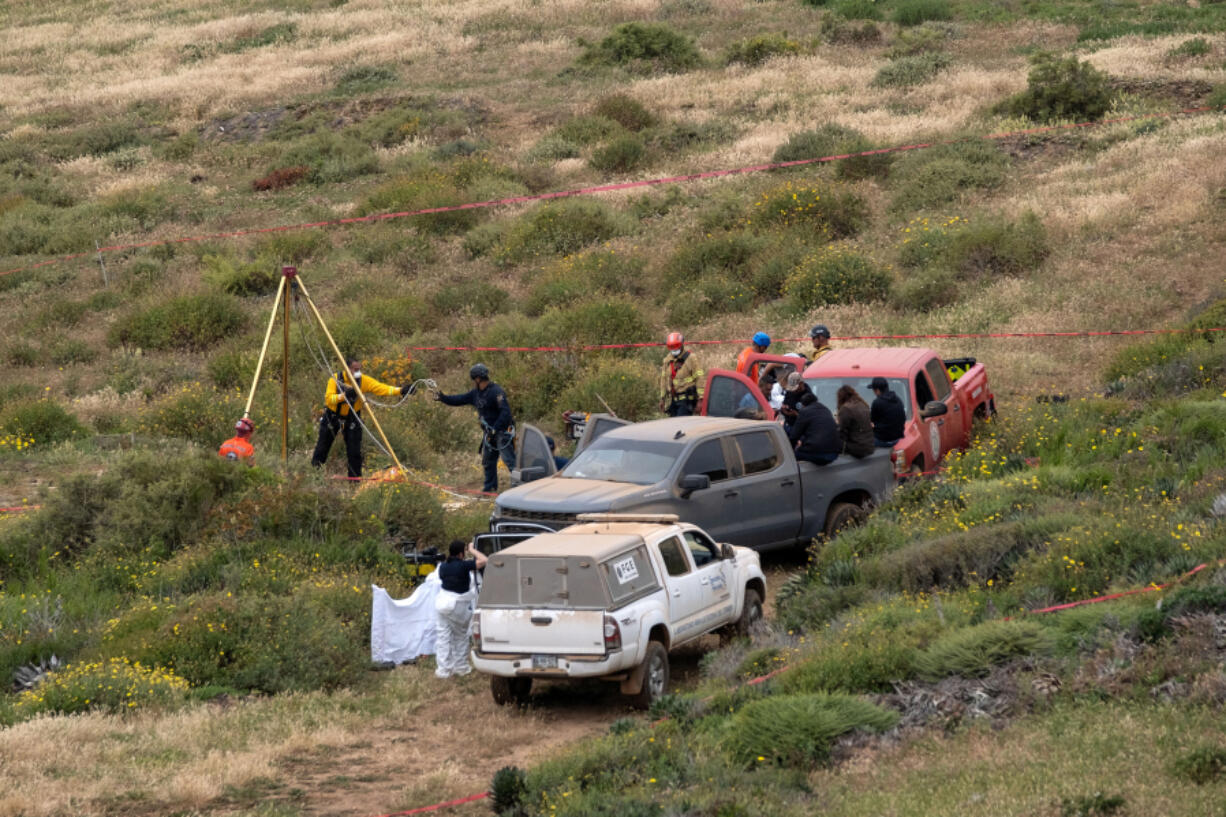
433;540;487;678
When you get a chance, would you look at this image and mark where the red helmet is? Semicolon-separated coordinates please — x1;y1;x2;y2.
235;417;255;435
666;332;684;351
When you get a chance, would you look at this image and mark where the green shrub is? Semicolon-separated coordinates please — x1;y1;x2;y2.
772;123;860;164
202;253;279;296
1171;746;1226;784
913;620;1051;680
351;482;446;543
784;246;891;312
361;169;477;235
328;315;385;360
776;582;870;633
892;0;952;27
725;693;899;767
871;52;952;88
334;63;398;94
592;94;656;131
524;251;647;316
44;119;144;161
941;211;1048;279
1165;37;1212;61
724;33;801;67
782;639;916;693
347;226;434;270
108;293;245;351
12;658;189;717
491;199;629;266
663;232;765;291
578;22;703;73
750;180;868;238
834;0;882;20
654;119;737;153
429;280;510;317
890;141;1009;212
206;346;257;390
556;359;659;421
277;131;379;185
1060;793;1126;817
550;299;654;348
363;295;433;335
48;339;98;366
889;23;953;56
555;115;625;146
4;341;40;367
997;53;1114;123
1;400;85;447
590;135;648;173
1206;84;1226;110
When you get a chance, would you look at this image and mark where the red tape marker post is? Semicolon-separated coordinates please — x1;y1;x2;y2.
1;105;1222;281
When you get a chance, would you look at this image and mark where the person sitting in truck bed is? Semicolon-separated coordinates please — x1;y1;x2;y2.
870;376;906;447
778;372;812;433
788;392;840;466
836;384;874;459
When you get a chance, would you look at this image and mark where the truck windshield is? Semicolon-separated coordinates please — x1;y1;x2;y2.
804;376;912;420
559;438;682;485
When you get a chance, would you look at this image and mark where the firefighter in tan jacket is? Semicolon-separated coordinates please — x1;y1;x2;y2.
659;332;704;417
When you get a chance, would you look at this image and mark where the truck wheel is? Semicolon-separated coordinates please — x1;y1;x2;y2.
824;501;861;539
734;589;764;640
628;641;669;710
490;675;532;706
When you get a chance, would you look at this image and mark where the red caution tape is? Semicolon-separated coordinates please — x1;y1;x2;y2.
406;327;1226;354
370;792;489;817
0;505;39;514
1;105;1222;281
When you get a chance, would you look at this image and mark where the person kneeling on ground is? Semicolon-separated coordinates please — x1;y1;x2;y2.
870;376;906;447
788;392;841;466
433;540;488;679
218;417;256;463
836;385;874;459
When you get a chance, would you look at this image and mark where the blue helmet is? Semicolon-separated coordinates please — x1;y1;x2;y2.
752;331;771;348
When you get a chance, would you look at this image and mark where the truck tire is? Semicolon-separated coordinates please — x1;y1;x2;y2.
733;589;763;640
824;501;861;539
628;641;669;710
490;675;532;707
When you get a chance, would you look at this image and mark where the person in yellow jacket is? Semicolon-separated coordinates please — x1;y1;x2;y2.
311;356;409;478
659;332;704;416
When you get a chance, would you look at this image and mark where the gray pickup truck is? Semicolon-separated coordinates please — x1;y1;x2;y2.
492;417;894;552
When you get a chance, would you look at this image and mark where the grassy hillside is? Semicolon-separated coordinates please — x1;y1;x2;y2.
1;0;1226;814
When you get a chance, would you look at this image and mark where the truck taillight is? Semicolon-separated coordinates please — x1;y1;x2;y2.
471;613;481;649
603;615;621;652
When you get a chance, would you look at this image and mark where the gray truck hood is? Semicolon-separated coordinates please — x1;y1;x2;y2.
496;478;660;512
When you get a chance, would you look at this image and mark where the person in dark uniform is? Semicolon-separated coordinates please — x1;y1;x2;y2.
434;363;515;493
788;392;841;466
870;376;906;447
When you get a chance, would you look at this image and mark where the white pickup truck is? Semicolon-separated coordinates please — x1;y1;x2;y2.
471;514;766;708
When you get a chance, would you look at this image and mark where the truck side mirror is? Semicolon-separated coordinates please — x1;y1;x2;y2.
679;474;710;499
720;543;736;560
920;401;948;419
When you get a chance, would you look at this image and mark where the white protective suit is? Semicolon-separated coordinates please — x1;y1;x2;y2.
433;568;478;678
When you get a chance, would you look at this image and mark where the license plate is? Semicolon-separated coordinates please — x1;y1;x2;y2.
531;654;558;670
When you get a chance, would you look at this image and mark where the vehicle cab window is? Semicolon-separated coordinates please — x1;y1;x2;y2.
681;439;729;483
914;371;935;407
682;530;721;567
924;358;952;401
656;536;691;577
735;431;779;475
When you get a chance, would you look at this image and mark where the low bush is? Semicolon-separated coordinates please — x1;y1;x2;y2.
871;52;952;88
750;180;868;238
523;251;648;316
890;140;1009;212
892;0;953;27
0;400;86;447
724;33;801;67
654;120;737;153
360;169;477;235
556;359;659;421
913;620;1051;680
328;315;385;360
202;253;279;296
363;294;433;335
1171;745;1226;784
12;658;188;717
782;638;916;693
276;131;379;185
333;64;399;95
578;22;703;73
48;339;98;366
429;280;509;317
725;693;899;767
889;23;954;56
351;482;446;544
489;199;630;266
108;293;245;351
550;299;654;348
252;165;307;192
772;123;859;164
663;232;766;291
592;94;656;131
4;341;40;367
941;211;1048;279
833;0;883;21
996;53;1114;124
1165;37;1212;61
784;245;891;313
590;135;648;173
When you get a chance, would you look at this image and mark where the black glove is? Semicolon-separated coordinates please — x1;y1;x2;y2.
342;386;358;402
400;383;416;395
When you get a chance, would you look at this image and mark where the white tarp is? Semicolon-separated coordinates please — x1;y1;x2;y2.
370;572;440;664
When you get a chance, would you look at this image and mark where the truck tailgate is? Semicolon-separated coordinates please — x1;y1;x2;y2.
479;609;606;655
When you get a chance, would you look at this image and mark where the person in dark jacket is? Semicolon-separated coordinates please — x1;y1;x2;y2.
870;376;906;447
434;363;515;492
778;372;813;434
788;392;841;466
836;385;874;458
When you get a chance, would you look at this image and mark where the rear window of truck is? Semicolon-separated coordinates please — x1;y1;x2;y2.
601;546;659;606
805;376;912;419
479;554;609;609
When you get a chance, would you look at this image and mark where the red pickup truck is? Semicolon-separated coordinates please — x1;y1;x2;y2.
698;348;995;477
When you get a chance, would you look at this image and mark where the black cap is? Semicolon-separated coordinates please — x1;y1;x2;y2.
870;376;888;391
809;324;830;339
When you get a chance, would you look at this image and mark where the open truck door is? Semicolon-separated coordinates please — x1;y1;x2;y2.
700;370;775;421
574;413;631;456
511;424;557;487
